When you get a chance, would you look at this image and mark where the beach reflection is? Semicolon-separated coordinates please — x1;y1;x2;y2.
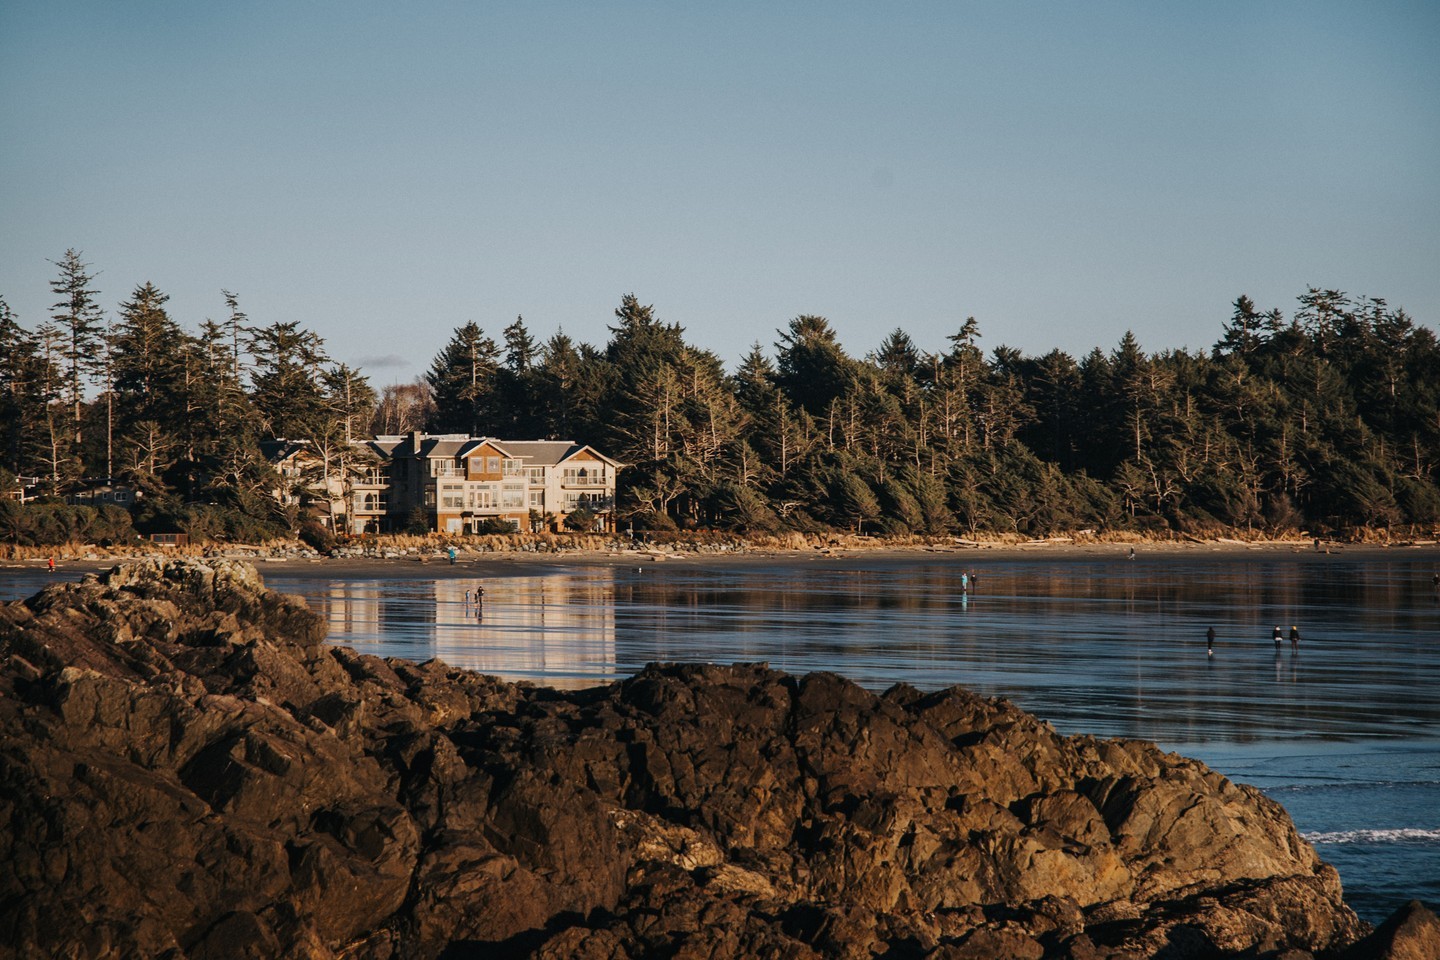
307;575;616;686
263;557;1440;747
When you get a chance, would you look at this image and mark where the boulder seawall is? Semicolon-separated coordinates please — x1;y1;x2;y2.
0;559;1428;958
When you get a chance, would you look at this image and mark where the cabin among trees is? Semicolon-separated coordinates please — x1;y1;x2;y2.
2;251;1439;547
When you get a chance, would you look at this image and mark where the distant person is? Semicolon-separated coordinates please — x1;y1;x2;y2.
970;571;979;589
1273;625;1282;647
47;556;55;574
960;572;969;593
1290;625;1301;647
1128;547;1136;560
448;546;457;565
1206;626;1215;657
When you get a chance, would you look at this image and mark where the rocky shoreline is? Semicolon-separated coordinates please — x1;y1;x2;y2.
0;560;1434;959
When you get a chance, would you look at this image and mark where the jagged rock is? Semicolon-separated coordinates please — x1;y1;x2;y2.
0;559;1415;959
1342;900;1440;960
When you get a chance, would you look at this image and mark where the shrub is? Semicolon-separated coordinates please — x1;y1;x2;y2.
474;517;516;535
403;507;430;536
564;507;598;533
298;521;337;553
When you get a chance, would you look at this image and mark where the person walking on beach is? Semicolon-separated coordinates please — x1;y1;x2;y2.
960;572;969;593
47;556;55;574
448;546;457;565
1206;626;1215;657
1272;625;1283;648
1290;625;1300;647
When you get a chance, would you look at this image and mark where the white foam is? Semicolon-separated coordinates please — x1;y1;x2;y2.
1303;828;1440;845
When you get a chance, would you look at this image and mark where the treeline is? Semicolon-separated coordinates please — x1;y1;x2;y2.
434;291;1440;537
3;249;1438;543
1;250;375;542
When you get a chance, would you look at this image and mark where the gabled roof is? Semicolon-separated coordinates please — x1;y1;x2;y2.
493;440;621;468
367;433;620;468
379;433;471;459
260;439;317;464
422;438;471;460
363;438;401;457
458;438;508;459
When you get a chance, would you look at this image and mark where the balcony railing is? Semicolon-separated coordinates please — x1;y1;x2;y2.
561;475;609;486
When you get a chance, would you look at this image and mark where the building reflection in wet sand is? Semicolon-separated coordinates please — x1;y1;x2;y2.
305;575;615;687
271;557;1440;744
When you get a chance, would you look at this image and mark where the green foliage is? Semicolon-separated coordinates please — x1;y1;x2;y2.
403;506;430;536
6;256;1440;543
564;506;598;533
0;500;135;546
250;321;330;439
704;481;780;532
427;322;500;434
831;471;881;534
130;494;287;545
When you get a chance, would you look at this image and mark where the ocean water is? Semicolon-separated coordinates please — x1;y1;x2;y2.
6;553;1438;923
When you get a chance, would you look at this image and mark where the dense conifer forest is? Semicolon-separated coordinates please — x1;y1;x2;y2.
3;250;1439;545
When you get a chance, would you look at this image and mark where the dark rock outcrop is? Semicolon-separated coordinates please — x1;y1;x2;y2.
0;559;1415;958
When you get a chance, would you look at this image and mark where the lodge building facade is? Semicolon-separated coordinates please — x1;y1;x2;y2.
347;432;620;535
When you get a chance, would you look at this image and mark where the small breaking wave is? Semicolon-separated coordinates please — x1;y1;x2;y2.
1303;827;1440;845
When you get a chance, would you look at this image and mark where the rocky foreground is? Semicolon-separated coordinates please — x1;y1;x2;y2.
0;561;1434;959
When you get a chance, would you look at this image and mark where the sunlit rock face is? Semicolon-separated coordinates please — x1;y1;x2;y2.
0;559;1418;959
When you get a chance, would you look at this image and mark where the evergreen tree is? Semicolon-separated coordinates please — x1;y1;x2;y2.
535;331;583;439
1019;349;1082;468
497;316;543;436
426;322;500;435
250;321;329;438
733;343;778;416
48;249;105;453
111;282;188;484
220;290;252;382
872;328;921;383
183;317;259;501
503;315;538;372
775;315;855;420
0;298;55;479
1216;294;1264;357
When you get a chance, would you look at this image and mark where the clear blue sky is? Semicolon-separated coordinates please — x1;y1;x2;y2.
3;1;1437;385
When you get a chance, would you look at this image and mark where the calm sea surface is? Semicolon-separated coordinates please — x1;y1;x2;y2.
6;554;1438;923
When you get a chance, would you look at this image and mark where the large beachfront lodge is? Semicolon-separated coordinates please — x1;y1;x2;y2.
269;432;621;536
